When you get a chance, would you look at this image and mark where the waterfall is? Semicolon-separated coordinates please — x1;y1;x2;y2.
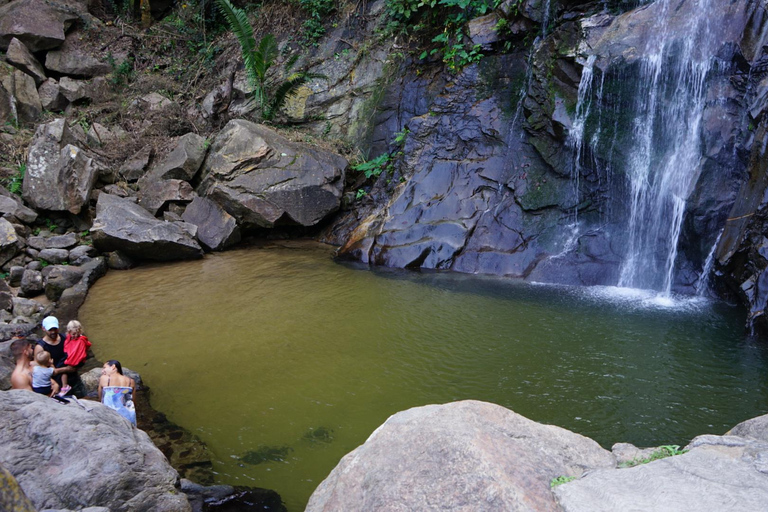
697;229;723;296
605;0;718;294
568;55;597;225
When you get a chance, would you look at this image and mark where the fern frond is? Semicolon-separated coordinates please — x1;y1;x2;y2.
216;0;258;86
253;34;279;83
264;72;326;120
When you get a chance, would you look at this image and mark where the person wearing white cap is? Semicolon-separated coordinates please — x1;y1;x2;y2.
34;316;83;397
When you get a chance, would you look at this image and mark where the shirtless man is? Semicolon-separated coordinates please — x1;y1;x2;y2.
10;338;59;394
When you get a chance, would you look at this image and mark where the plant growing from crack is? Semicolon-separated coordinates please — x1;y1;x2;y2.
216;0;326;121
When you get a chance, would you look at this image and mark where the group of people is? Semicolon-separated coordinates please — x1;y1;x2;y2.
9;316;137;425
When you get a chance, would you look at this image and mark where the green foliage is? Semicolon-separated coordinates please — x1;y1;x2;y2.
618;445;688;468
550;476;576;488
299;0;335;46
355;188;367;200
389;0;494;72
217;0;326;121
352;153;391;179
107;53;134;88
5;163;25;196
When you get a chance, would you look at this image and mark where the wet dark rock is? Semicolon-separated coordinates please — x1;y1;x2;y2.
106;250;135;270
180;479;287;512
91;194;203;262
197;120;347;228
8;266;24;287
181;196;241;251
239;446;293;465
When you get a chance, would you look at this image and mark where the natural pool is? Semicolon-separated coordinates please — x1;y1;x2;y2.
80;242;768;511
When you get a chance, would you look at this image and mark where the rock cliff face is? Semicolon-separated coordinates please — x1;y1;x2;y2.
323;0;768;331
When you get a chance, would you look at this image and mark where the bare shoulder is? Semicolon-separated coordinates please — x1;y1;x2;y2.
10;368;32;390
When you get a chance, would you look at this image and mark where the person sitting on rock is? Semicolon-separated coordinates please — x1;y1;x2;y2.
35;316;84;398
10;337;59;395
31;351;56;397
98;360;137;426
60;320;91;396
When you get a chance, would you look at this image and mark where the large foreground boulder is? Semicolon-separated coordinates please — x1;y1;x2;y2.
197;120;347;228
91;193;203;261
306;400;615;511
554;433;768;511
0;390;191;511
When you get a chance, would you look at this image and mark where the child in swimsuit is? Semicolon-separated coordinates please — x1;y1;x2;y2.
61;320;91;395
32;351;55;396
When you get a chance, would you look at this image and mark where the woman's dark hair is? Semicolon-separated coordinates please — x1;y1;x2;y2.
106;360;124;375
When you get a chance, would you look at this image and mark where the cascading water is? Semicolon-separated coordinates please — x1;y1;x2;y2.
574;0;721;294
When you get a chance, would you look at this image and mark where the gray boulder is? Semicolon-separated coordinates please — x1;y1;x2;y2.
38;79;67;112
306;400;615;511
52;257;107;323
0;217;19;267
0;68;41;124
44;233;78;249
106;250;134;270
181;196;241;251
68;244;96;264
57;76;87;103
0;390;191;511
23;124;97;214
43;265;85;301
118;145;153;182
137;178;196;216
0;463;35;512
554;434;768;512
6;37;46;86
91;194;203;261
0;0;79;51
39;248;69;265
146;133;208;182
45;36;113;78
198;120;347;228
0;194;37;224
19;269;43;297
11;297;42;318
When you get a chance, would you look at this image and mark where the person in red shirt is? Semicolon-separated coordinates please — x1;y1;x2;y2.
60;320;91;395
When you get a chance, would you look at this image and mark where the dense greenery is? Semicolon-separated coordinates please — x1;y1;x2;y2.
216;0;325;121
385;0;499;72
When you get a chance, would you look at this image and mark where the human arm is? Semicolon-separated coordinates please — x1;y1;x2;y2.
49;378;60;396
52;365;76;376
98;374;107;401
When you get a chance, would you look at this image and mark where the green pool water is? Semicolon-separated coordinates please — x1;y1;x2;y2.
79;242;768;511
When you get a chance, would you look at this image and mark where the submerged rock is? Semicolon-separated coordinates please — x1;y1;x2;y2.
306;400;615;511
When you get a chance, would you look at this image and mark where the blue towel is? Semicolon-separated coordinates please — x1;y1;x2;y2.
102;386;136;425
